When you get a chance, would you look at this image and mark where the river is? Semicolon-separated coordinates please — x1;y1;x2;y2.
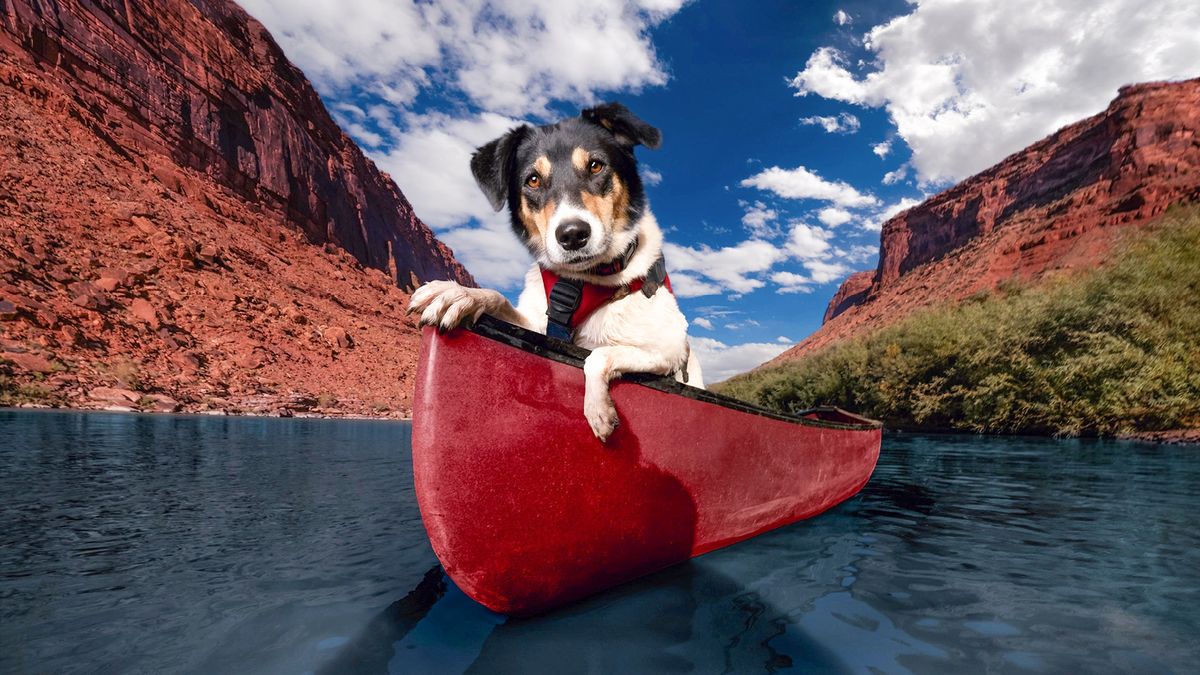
1;410;1195;673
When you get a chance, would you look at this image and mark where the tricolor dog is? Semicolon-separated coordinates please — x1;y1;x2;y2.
408;102;703;441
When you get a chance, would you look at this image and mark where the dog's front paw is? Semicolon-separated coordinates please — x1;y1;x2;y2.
584;389;620;442
407;281;490;332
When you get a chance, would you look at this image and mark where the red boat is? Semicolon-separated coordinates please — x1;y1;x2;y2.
412;316;882;616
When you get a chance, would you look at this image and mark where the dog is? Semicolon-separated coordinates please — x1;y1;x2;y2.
408;102;703;441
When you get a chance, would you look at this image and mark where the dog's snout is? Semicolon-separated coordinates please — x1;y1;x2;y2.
555;219;591;251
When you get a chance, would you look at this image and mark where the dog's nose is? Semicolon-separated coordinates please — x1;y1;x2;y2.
555;219;591;251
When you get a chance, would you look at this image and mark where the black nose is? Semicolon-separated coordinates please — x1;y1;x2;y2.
555;219;591;251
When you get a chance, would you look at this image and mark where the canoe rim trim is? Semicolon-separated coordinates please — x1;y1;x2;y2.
459;315;883;431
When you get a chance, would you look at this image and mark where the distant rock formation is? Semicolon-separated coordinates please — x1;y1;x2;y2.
0;0;474;416
784;78;1200;363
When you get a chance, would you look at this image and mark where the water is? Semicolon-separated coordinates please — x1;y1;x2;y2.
1;410;1197;674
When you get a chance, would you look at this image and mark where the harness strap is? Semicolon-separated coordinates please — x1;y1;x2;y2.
542;254;671;341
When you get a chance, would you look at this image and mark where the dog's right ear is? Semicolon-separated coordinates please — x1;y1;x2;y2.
471;125;531;212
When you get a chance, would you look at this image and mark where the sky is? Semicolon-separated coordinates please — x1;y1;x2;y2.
240;0;1200;382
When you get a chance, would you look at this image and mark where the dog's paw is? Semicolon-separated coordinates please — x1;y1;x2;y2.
584;389;620;442
408;281;492;332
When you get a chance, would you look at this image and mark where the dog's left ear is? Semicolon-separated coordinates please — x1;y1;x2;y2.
581;102;662;150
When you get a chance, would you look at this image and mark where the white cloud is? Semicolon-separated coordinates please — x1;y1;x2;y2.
862;197;923;231
789;0;1200;184
834;9;853;26
776;336;792;343
841;244;880;264
882;165;910;185
664;239;788;296
243;0;686;117
872;141;891;158
771;270;813;294
817;206;854;227
741;166;879;208
739;200;782;238
786;222;835;259
804;259;852;284
690;337;791;383
669;272;725;299
692;317;714;330
799;112;861;134
642;167;664;186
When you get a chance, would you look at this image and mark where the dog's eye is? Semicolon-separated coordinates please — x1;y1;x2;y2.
525;174;541;188
588;160;605;175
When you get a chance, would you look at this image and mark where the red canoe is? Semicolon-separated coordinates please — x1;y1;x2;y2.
412;316;882;616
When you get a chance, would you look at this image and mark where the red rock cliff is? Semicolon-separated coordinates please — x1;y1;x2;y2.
0;0;473;416
783;78;1200;364
1;0;471;289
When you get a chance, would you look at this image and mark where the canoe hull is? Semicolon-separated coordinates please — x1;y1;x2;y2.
413;320;881;616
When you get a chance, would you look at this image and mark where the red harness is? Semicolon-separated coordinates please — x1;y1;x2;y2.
540;267;673;334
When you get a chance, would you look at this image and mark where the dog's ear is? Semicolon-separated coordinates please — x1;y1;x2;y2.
471;125;531;212
581;102;661;150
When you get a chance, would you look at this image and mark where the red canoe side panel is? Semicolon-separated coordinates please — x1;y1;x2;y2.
412;325;881;616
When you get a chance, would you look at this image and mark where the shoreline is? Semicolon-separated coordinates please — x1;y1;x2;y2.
2;402;413;422
4;403;1195;444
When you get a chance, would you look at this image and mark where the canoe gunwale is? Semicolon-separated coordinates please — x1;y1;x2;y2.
463;315;882;432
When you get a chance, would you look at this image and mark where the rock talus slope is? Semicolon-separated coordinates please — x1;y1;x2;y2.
0;0;474;415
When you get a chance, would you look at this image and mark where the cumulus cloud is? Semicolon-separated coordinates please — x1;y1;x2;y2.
862;197;923;231
244;0;686;116
642;167;664;186
669;272;727;299
690;337;791;383
833;9;853;26
741;166;879;208
786;222;835;259
789;0;1200;184
739;200;782;238
799;112;861;134
692;317;714;330
882;165;910;185
770;270;813;294
664;239;788;296
817;206;854;227
872;141;891;158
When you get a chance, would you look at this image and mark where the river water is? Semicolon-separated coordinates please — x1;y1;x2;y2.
1;410;1196;674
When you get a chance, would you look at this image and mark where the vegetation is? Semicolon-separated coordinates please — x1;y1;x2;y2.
718;207;1200;436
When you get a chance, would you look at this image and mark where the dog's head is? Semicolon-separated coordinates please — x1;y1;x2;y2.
471;102;661;271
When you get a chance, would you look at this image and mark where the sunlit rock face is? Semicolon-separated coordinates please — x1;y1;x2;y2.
785;78;1200;363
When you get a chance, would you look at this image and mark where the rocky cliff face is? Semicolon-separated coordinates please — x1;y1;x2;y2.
791;78;1200;363
1;0;470;289
0;0;473;416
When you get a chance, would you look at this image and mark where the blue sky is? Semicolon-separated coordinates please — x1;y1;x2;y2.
240;0;1200;381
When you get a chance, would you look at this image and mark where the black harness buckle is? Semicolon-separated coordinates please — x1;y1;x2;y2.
546;278;584;341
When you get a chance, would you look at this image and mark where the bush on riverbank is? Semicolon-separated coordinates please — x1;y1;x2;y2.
717;206;1200;436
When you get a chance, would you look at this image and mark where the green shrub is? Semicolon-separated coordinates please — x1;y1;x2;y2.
717;206;1200;436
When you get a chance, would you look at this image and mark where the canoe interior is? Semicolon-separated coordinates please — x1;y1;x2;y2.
412;315;882;616
464;315;881;431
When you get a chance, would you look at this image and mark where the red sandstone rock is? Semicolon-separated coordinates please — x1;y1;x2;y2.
128;299;160;329
7;351;55;373
0;0;472;418
0;0;471;291
775;79;1200;365
88;387;141;404
325;327;351;349
822;270;873;324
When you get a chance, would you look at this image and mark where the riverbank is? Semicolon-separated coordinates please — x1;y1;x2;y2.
718;207;1200;439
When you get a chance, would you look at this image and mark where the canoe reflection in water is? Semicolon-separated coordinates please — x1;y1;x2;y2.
320;562;848;675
